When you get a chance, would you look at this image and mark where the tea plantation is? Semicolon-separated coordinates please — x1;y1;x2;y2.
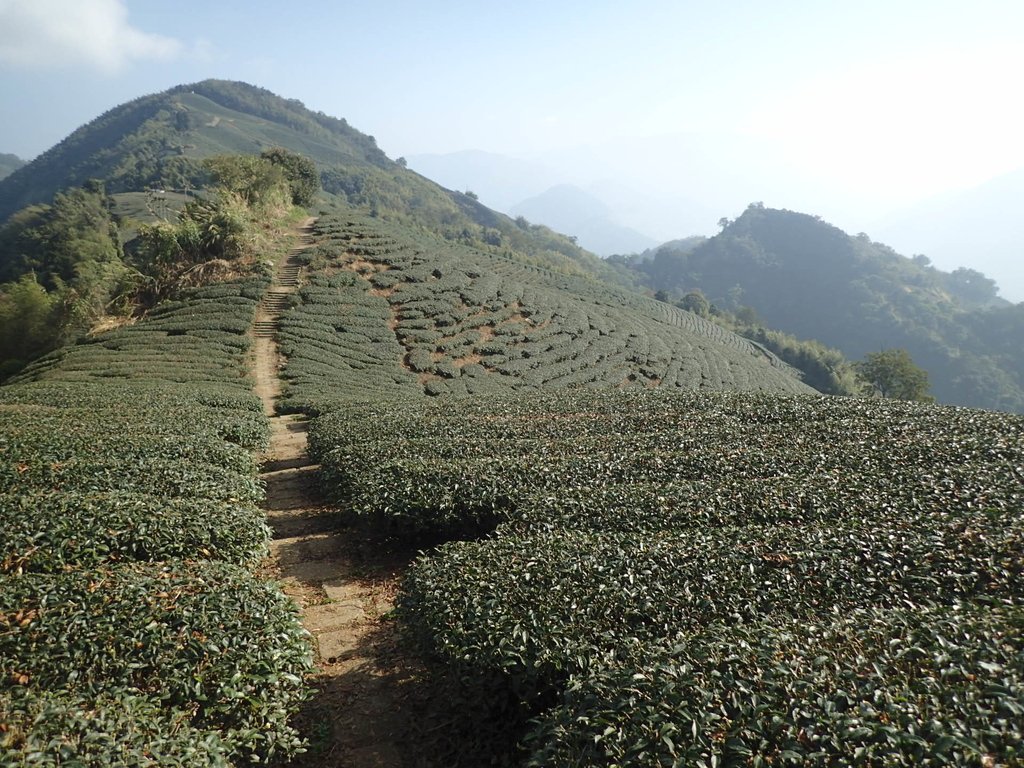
5;203;1023;766
0;278;312;765
305;388;1024;765
278;213;1024;765
276;213;812;411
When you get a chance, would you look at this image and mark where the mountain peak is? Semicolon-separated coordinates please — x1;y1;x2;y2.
0;80;392;221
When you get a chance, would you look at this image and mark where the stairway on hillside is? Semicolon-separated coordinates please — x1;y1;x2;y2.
250;219;407;767
254;234;308;338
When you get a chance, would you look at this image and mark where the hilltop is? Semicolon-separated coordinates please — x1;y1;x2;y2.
625;204;1024;412
0;80;619;287
0;80;387;219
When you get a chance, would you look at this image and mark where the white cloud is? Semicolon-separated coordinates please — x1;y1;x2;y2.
0;0;180;73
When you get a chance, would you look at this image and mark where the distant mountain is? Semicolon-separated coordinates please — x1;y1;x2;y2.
873;168;1024;303
0;154;24;181
408;154;659;255
625;204;1024;412
407;150;560;211
509;185;658;256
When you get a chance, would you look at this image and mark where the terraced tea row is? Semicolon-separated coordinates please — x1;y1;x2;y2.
305;388;1024;765
0;278;311;766
277;213;812;410
309;390;1022;539
527;601;1024;767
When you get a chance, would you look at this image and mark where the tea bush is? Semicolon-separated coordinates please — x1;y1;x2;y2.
276;214;811;408
0;491;268;573
0;561;312;761
526;602;1024;767
1;276;311;764
305;387;1024;765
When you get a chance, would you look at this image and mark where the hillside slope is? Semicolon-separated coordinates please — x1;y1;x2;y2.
276;211;812;412
627;204;1024;412
0;81;625;290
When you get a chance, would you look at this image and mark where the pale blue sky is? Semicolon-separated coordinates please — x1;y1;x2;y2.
1;0;1023;289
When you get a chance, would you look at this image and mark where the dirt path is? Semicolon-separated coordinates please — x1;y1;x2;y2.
252;219;411;767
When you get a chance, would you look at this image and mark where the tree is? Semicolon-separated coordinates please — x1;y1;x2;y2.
0;274;62;378
678;291;710;317
204;155;288;207
735;305;759;325
260;147;320;207
945;267;998;305
854;348;933;402
0;186;120;289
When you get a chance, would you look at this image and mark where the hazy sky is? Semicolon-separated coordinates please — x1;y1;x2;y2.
1;0;1023;284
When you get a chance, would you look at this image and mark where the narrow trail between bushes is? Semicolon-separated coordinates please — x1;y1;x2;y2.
251;218;413;768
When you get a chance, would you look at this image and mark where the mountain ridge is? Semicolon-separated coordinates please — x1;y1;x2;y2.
0;80;633;289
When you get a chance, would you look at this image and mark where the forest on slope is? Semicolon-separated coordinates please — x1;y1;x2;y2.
620;203;1024;412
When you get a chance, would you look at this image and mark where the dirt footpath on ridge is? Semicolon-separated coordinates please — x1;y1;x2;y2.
251;218;414;768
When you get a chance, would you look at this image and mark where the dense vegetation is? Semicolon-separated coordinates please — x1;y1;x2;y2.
0;278;314;765
0;150;311;379
275;212;810;412
624;204;1024;412
303;389;1024;765
0;184;124;377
